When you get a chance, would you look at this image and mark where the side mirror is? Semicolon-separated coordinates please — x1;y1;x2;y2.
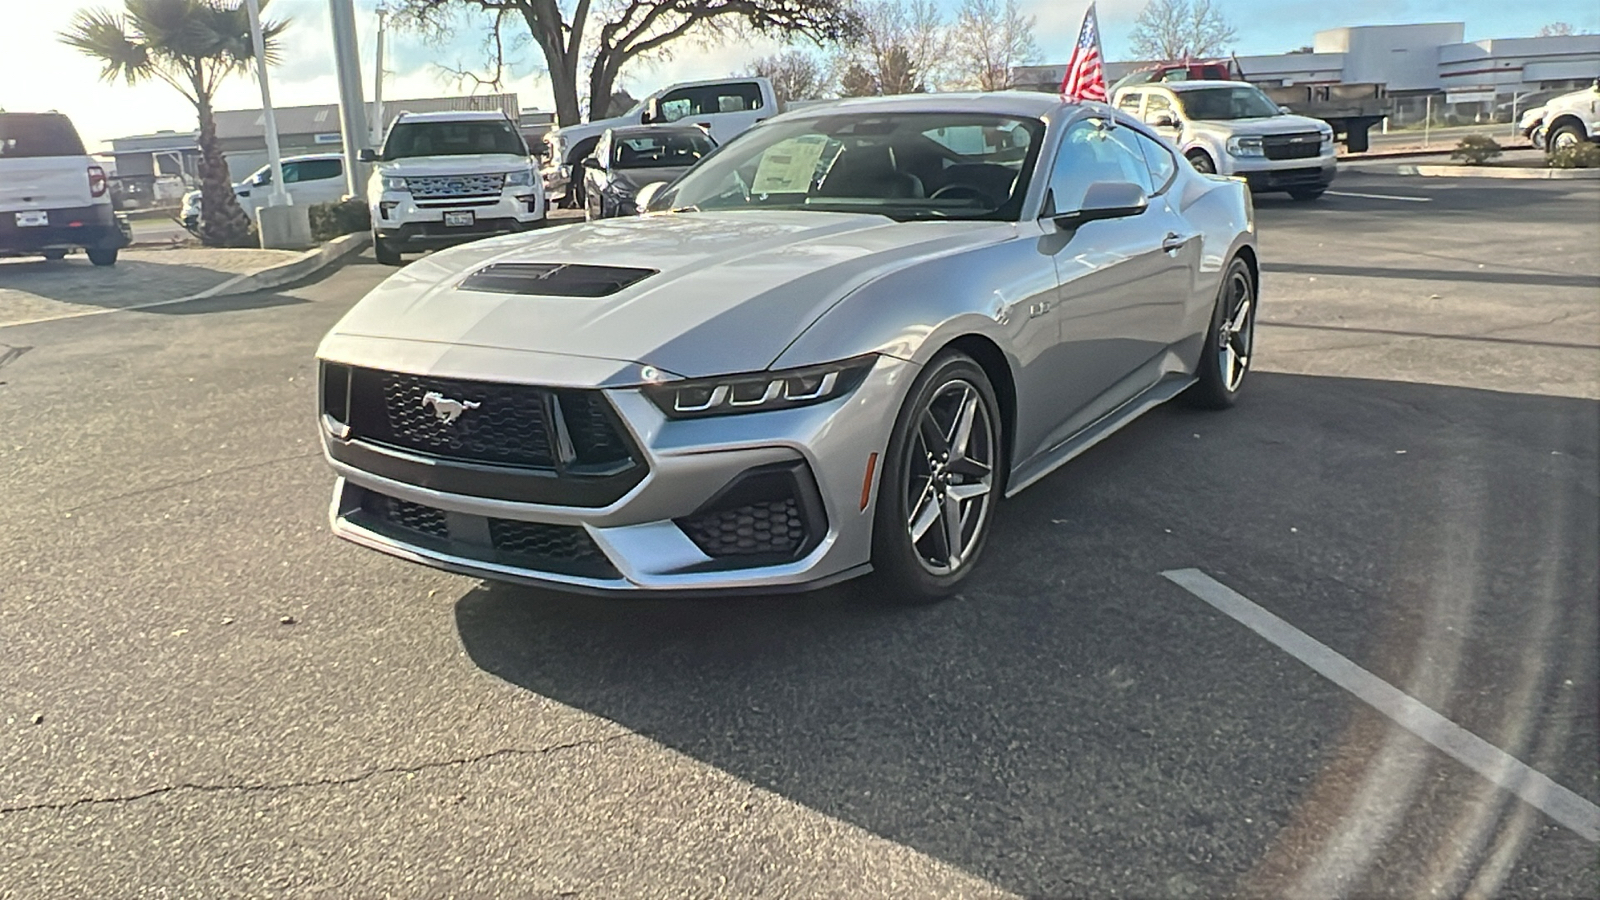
1278;105;1293;114
358;148;378;163
1052;181;1148;227
1150;112;1178;128
634;181;665;213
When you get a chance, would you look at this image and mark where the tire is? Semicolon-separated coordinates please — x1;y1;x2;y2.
1183;256;1256;410
373;232;402;266
1288;188;1325;201
1187;151;1217;175
1547;123;1585;154
87;247;117;267
41;249;67;261
866;352;1002;604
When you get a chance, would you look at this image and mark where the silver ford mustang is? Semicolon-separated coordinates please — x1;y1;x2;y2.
317;92;1257;602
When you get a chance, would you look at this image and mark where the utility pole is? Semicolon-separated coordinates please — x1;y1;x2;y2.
246;0;310;249
372;3;388;147
328;0;369;198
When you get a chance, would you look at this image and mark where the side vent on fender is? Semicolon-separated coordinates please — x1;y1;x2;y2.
458;263;657;298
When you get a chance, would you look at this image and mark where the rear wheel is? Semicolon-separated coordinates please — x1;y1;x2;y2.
1187;151;1217;175
1548;123;1585;154
41;249;67;261
1289;188;1325;201
373;232;401;266
1183;256;1256;409
866;352;1001;604
87;247;117;267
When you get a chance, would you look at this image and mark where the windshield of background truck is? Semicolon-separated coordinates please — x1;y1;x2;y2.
0;113;87;158
382;119;527;160
1175;86;1282;120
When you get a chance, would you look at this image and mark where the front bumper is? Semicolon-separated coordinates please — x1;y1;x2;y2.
373;189;546;251
321;354;916;594
0;203;126;253
1238;160;1336;193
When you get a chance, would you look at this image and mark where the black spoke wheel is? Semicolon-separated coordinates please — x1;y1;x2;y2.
1184;256;1256;409
867;352;1001;603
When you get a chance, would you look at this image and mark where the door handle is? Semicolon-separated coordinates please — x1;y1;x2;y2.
1162;232;1188;253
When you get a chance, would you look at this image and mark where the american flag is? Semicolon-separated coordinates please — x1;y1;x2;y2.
1060;4;1107;103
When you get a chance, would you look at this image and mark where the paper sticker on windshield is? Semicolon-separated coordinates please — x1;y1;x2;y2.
751;136;829;194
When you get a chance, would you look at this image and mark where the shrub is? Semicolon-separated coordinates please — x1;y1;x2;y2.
308;198;371;242
1450;135;1502;165
1548;141;1600;169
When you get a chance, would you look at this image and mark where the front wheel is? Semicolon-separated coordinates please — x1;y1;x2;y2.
1187;151;1217;175
373;232;401;266
87;247;117;267
1183;256;1256;410
867;352;1002;604
1547;123;1585;154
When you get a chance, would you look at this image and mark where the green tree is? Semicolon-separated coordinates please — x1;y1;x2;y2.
61;0;289;248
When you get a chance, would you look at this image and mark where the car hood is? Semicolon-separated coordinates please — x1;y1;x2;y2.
375;153;531;176
1190;114;1329;135
325;210;1012;380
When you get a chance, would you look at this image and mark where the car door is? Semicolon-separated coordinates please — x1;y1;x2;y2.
1143;90;1183;142
1033;116;1196;447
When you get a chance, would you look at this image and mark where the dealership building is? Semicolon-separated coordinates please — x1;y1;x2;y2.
1016;22;1600;124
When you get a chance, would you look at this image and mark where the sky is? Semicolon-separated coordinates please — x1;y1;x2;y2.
2;0;1597;150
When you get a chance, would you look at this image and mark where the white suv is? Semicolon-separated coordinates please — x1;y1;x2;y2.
362;110;546;266
0;111;128;265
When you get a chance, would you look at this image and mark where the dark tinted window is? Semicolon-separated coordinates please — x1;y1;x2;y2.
295;158;343;181
382;119;527;160
655;83;766;122
0;113;87;158
612;131;716;168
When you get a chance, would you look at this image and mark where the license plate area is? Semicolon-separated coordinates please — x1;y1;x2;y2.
16;211;48;228
443;210;475;228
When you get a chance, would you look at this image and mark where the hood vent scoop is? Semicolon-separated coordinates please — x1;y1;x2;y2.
459;262;657;298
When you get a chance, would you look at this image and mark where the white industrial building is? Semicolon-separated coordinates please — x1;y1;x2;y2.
1016;22;1600;125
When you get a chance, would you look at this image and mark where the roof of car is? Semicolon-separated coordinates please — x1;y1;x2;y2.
393;110;512;123
769;91;1073;121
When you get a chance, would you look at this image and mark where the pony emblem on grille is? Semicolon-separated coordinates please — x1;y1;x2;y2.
421;391;480;424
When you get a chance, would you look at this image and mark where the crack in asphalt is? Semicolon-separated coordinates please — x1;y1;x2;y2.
54;450;323;515
0;733;631;816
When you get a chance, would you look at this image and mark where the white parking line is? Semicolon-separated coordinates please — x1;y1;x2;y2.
1326;190;1432;202
1161;568;1600;843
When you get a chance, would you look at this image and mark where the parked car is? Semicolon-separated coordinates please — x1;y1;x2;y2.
181;153;345;233
543;76;776;208
361;109;546;266
581;125;716;219
0;111;128;265
1520;81;1600;153
1113;80;1336;200
316;92;1258;602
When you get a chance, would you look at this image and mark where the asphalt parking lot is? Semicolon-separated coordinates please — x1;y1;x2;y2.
1;171;1596;898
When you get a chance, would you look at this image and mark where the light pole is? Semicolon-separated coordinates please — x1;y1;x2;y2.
244;0;287;207
328;0;369;198
372;2;388;148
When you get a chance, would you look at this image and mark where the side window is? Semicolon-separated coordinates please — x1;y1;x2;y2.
657;89;694;122
1117;92;1143;114
1046;119;1153;214
713;82;765;113
1144;93;1175;124
1132;131;1177;192
279;163;301;184
298;159;342;182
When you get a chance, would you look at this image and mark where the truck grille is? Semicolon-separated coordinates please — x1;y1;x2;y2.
345;368;635;471
406;173;506;199
1262;132;1323;160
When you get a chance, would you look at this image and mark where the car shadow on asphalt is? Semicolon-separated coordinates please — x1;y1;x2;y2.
0;257;259;311
450;372;1598;898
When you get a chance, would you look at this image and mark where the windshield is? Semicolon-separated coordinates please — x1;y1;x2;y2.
613;131;715;169
1174;86;1282;120
652;111;1044;222
0;113;87;158
381;119;527;161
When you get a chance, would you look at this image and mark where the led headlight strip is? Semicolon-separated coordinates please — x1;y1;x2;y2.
644;355;878;419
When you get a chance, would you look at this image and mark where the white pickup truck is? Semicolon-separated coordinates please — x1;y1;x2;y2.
0;111;128;265
542;76;777;207
1522;81;1600;154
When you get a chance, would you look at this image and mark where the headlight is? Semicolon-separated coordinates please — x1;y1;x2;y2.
1320;129;1334;147
505;168;535;187
381;175;409;192
1226;136;1264;158
643;355;877;419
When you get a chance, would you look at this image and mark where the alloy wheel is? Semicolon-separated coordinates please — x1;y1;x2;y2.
905;379;997;575
1218;266;1255;392
1552;129;1581;151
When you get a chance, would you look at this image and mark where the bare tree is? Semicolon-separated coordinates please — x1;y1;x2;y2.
395;0;860;127
951;0;1038;90
744;49;831;105
1537;22;1575;37
837;0;947;95
1128;0;1237;60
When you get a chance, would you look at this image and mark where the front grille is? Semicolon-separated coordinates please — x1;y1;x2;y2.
489;518;615;577
680;497;807;557
363;491;449;540
407;173;506;199
1262;132;1323;160
365;370;554;467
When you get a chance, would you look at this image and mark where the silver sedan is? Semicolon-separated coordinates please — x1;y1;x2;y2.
316;92;1258;602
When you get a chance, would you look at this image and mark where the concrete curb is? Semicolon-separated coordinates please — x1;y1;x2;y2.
1394;164;1600;179
0;231;371;330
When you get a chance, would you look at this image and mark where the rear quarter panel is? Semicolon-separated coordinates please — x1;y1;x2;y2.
1168;170;1256;370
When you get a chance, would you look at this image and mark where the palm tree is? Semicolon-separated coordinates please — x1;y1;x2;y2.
61;0;288;248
